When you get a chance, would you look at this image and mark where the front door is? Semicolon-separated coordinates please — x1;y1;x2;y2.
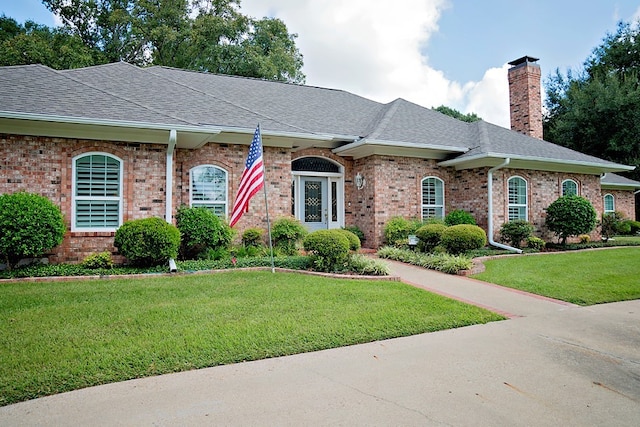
301;177;328;231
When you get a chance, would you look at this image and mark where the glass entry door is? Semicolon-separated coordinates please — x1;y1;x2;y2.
301;177;328;231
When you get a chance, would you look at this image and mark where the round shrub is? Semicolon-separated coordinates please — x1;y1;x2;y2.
342;225;365;242
242;228;265;247
440;224;487;255
176;206;232;259
303;229;350;272
616;220;632;235
271;216;307;255
0;192;66;269
444;209;476;226
499;220;534;248
384;216;416;246
336;229;361;251
81;251;113;269
545;195;597;245
114;217;180;266
415;223;447;252
526;236;546;250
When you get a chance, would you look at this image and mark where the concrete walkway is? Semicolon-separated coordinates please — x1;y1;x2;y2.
2;263;639;426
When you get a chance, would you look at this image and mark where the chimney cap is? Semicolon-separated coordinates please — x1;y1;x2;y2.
508;56;539;67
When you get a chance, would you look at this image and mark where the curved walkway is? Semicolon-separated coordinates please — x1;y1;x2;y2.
1;263;639;426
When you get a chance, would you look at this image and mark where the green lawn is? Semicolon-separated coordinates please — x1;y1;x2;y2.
472;247;640;305
0;271;503;406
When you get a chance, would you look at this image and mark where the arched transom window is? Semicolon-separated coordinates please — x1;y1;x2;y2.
421;177;444;220
562;179;578;196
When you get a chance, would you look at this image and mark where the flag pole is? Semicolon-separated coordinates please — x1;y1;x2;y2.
259;123;276;273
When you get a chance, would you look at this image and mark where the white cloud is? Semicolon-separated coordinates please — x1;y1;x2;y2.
243;0;512;127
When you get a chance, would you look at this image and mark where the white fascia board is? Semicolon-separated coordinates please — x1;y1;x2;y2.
0;111;336;143
438;152;635;172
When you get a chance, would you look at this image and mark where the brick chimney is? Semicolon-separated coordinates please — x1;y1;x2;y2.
508;56;542;139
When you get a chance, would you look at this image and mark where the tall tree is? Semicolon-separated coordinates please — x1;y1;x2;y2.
38;0;305;82
0;15;98;69
544;20;640;183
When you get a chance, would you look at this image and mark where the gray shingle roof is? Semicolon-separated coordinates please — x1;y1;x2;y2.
0;62;634;173
601;173;640;188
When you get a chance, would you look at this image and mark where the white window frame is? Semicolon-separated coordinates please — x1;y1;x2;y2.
561;179;578;196
190;165;228;217
421;176;445;220
72;152;123;232
603;193;615;213
508;176;528;221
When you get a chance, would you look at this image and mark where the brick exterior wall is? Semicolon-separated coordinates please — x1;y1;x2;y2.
508;61;543;139
1;133;635;263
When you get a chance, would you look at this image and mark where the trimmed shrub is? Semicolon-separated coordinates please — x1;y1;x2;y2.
384;216;419;247
377;246;473;274
444;209;476;226
0;192;66;269
242;228;265;247
81;251;113;269
629;220;640;235
342;225;365;242
415;223;447;252
271;217;307;255
545;195;597;245
526;236;546;250
114;217;180;267
499;220;534;248
616;220;632;235
303;229;350;272
440;224;487;255
578;234;591;244
600;211;624;241
336;229;361;251
176;206;232;259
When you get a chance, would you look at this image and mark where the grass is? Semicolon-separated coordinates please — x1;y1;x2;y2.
0;271;503;406
472;247;640;305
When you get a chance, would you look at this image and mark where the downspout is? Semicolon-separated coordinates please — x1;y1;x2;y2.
488;158;523;254
167;130;178;272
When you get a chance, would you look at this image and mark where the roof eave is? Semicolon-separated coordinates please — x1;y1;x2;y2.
333;138;468;160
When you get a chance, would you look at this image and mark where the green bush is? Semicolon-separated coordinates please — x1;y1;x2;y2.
526;236;546;250
303;229;350;272
347;254;390;275
0;192;66;269
415;223;447;252
384;216;420;247
440;224;487;255
81;251;113;269
600;211;624;241
545;195;597;245
499;220;534;248
444;209;476;226
114;217;180;267
242;228;265;247
336;229;361;251
271;217;307;255
176;206;232;259
342;225;365;242
377;246;473;274
616;220;633;235
629;220;640;235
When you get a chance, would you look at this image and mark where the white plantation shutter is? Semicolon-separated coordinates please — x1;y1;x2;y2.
73;154;122;230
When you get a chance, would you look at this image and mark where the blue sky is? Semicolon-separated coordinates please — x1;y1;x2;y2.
2;0;639;127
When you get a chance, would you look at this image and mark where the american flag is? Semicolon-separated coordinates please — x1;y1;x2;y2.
229;125;265;227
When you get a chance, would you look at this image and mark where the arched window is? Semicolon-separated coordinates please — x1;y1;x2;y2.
190;165;228;217
603;194;615;213
561;179;578;196
72;152;123;231
421;177;444;220
508;176;528;221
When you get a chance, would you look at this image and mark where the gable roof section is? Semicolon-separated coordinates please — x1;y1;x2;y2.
0;62;634;174
601;173;640;190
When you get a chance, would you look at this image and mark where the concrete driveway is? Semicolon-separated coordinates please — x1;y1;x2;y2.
1;262;639;426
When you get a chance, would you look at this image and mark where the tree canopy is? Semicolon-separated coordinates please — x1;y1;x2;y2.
543;20;640;182
433;105;481;123
1;0;305;83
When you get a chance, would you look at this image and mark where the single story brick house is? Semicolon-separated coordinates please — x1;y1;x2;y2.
0;56;638;262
